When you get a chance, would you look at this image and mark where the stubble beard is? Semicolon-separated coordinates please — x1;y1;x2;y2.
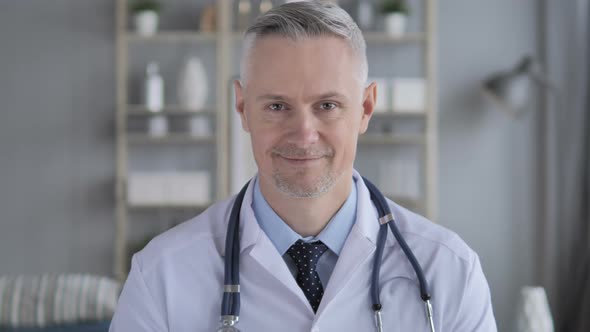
273;167;341;198
270;146;341;198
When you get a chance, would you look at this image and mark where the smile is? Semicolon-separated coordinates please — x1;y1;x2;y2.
278;155;324;165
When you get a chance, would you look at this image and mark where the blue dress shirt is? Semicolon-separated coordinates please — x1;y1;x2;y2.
252;176;357;287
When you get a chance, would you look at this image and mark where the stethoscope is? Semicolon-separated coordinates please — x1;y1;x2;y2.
217;177;435;332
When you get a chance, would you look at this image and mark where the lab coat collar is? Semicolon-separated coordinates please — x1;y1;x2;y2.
237;178;263;254
350;170;397;248
252;174;358;257
221;171;397;256
239;176;312;310
313;170;396;318
221;171;400;315
352;170;380;245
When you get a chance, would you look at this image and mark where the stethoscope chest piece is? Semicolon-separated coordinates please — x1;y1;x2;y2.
216;319;241;332
216;327;240;332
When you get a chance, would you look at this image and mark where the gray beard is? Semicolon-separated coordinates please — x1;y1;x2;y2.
272;169;341;198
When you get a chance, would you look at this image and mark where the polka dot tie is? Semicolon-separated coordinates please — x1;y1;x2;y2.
286;240;328;313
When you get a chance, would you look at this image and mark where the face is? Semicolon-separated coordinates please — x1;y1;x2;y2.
235;35;376;198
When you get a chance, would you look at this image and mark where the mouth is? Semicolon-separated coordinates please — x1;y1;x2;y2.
271;146;332;167
277;155;324;165
280;155;323;161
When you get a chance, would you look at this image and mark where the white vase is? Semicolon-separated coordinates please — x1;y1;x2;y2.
144;62;164;112
515;286;554;332
178;57;208;111
384;13;407;37
134;11;159;36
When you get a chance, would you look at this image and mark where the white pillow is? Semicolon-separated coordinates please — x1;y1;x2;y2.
0;274;121;328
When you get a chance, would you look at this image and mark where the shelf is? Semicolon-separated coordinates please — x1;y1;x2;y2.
128;202;211;210
127;134;215;144
126;31;217;43
371;110;426;118
127;105;217;116
359;134;425;145
364;32;426;43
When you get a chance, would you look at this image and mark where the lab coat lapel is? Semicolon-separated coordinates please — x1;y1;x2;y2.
315;174;381;318
238;179;312;311
248;236;312;310
315;227;375;318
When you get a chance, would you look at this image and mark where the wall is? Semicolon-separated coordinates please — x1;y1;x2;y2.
0;1;116;275
0;1;541;330
437;1;540;331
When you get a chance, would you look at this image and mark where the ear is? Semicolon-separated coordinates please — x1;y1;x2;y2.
359;81;377;134
233;80;250;133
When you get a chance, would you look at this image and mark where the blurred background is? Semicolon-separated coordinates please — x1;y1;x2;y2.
0;0;588;331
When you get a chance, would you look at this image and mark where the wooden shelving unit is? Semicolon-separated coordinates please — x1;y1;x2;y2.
114;0;232;280
114;0;438;280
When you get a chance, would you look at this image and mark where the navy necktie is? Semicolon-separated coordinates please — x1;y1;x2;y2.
286;240;329;313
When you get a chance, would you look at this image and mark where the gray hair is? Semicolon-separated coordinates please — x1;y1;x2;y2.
240;1;368;88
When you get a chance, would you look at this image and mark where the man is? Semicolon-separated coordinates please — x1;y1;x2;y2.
110;1;497;331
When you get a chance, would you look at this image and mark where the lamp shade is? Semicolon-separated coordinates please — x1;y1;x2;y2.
482;56;538;117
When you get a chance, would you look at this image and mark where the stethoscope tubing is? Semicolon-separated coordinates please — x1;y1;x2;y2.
222;182;250;318
362;177;431;303
220;177;434;331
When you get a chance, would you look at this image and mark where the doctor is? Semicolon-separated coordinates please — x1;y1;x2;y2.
110;1;497;331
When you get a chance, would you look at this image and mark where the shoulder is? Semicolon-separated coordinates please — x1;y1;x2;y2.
133;195;236;274
385;201;497;329
388;200;476;266
384;201;489;304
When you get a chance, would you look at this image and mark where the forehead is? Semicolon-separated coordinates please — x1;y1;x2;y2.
244;35;360;97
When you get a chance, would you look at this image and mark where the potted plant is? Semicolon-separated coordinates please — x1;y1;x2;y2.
380;0;410;36
130;0;162;36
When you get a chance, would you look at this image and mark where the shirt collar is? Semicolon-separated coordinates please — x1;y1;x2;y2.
251;175;358;256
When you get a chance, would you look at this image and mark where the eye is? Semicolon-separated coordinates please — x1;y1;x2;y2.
319;102;337;111
268;103;286;111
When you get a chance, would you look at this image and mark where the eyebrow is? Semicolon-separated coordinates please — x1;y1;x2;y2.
255;91;348;102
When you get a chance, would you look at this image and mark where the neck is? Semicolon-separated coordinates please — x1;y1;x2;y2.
259;172;353;237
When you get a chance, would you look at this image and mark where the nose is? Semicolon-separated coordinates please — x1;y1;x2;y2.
286;108;320;146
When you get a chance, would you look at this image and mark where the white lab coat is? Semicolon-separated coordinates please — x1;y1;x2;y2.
110;173;497;331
